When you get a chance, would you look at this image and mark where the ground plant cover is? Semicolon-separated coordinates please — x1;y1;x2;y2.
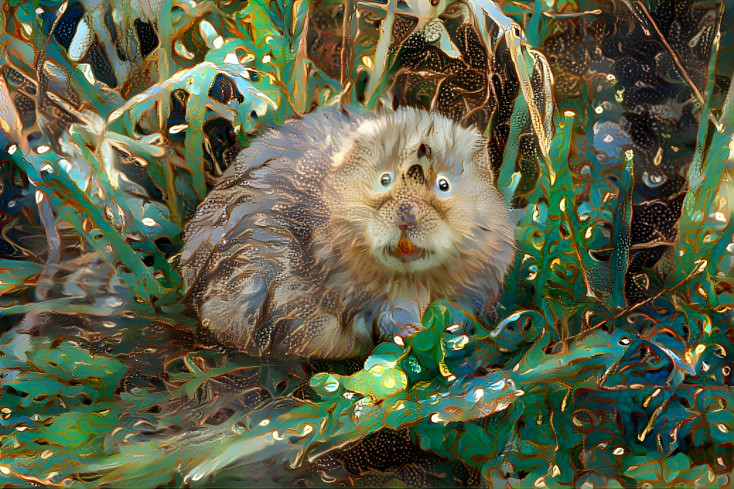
0;0;731;486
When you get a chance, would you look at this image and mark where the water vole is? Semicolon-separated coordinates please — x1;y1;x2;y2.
181;107;515;358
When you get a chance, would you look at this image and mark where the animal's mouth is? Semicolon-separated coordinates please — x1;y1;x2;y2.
387;235;426;263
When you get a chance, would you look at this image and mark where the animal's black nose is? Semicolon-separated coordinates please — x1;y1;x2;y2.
398;202;417;230
405;164;425;184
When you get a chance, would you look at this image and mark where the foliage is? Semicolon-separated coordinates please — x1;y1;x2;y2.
0;0;731;487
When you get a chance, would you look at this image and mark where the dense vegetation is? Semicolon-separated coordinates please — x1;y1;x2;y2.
0;0;731;486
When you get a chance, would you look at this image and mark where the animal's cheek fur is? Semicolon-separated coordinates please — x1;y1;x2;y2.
365;217;399;252
433;197;476;235
329;173;370;201
421;220;458;255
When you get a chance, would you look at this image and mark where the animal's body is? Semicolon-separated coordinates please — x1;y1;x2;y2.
181;107;515;358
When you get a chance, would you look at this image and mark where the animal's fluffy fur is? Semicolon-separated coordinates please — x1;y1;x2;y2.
181;107;515;359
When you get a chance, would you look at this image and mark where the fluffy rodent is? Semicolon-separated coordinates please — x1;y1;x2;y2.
180;107;515;359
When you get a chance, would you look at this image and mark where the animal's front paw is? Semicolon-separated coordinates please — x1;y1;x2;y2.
377;300;424;340
393;320;423;339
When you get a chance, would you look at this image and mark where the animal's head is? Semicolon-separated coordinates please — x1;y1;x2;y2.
323;108;515;297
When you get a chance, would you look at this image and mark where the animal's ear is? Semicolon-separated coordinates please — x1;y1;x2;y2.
329;137;377;175
473;137;488;152
471;144;494;179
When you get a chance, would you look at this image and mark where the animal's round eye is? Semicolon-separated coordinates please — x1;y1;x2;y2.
437;178;450;192
380;173;392;187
